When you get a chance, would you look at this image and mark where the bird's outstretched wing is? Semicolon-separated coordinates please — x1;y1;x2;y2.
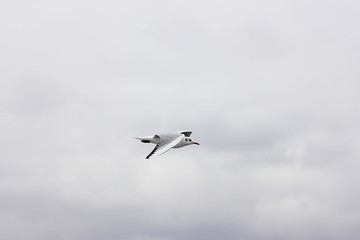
146;134;183;159
179;130;192;137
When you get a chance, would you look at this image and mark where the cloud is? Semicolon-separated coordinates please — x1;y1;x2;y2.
1;0;360;240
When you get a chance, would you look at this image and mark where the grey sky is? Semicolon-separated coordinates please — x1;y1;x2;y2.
1;0;360;239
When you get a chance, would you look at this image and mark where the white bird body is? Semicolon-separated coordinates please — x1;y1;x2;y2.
136;131;199;159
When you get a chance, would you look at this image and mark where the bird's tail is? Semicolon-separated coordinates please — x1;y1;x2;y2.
135;135;158;144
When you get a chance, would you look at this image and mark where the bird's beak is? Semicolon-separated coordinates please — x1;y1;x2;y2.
193;142;200;145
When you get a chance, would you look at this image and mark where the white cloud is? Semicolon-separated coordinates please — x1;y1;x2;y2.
1;0;360;239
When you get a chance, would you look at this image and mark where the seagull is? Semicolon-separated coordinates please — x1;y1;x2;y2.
135;130;199;159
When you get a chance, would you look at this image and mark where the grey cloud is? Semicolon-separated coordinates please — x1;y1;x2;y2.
1;0;360;240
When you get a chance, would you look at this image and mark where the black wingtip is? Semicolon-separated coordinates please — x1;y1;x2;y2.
145;145;158;159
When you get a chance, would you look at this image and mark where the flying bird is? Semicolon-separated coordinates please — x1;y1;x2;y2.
135;130;199;159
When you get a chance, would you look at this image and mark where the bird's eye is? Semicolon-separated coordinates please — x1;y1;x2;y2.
185;139;188;141
189;139;192;141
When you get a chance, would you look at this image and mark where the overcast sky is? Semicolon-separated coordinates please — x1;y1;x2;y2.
1;0;360;239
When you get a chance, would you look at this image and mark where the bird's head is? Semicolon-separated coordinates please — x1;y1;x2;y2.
185;137;199;145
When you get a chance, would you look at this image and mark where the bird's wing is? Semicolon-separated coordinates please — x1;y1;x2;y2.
179;130;192;137
146;134;183;159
